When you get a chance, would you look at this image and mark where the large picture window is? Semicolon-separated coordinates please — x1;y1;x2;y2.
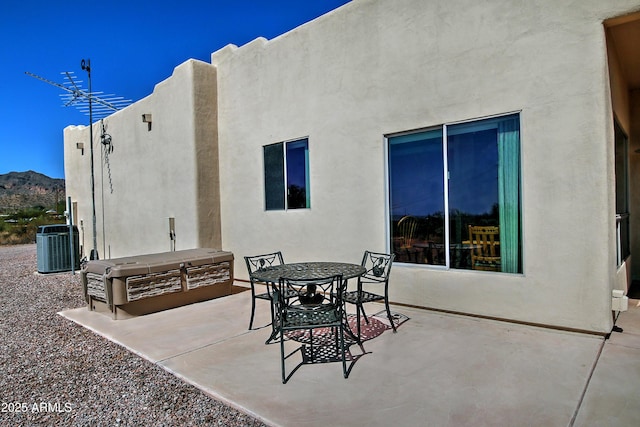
388;114;522;273
264;138;310;210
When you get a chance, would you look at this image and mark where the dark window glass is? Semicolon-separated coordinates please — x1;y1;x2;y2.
264;139;309;210
264;143;285;211
286;140;309;209
447;123;500;269
389;129;445;265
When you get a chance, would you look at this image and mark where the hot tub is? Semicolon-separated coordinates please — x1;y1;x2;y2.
81;248;233;319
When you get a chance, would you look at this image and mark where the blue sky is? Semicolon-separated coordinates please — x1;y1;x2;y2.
0;0;351;179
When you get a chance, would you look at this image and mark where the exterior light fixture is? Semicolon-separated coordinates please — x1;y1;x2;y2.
142;113;152;131
76;142;84;155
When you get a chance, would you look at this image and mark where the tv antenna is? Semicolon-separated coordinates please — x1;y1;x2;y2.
26;60;132;260
25;69;131;120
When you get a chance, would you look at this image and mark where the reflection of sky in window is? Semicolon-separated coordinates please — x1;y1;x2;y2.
448;128;498;216
389;131;444;218
286;140;308;189
389;126;499;219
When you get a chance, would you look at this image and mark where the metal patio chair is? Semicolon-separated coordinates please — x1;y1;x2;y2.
273;274;348;384
343;251;396;339
244;251;285;330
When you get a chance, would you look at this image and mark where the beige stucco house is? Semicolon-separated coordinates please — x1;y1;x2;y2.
64;0;640;334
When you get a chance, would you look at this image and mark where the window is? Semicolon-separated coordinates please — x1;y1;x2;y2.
615;120;630;265
264;138;310;210
388;113;522;273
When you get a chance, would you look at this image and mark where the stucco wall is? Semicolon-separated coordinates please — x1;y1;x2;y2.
62;0;640;332
64;59;220;259
213;0;640;332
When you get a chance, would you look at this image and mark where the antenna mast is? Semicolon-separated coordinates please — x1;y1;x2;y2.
26;61;132;260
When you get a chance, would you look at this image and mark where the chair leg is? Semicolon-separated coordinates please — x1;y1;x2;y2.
355;304;362;340
385;298;397;333
339;324;347;378
360;303;369;324
268;296;276;330
249;292;256;330
265;299;278;345
280;328;287;384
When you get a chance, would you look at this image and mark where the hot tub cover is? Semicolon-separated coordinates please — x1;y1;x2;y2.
82;248;233;277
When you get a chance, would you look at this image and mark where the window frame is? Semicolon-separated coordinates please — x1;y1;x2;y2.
263;137;310;211
385;112;523;274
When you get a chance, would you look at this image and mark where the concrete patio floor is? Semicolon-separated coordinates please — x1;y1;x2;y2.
59;287;640;427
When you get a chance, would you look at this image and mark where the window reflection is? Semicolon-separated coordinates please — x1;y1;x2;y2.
388;114;522;273
447;125;499;269
389;129;445;265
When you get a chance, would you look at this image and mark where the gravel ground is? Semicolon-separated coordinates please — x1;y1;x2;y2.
0;244;267;427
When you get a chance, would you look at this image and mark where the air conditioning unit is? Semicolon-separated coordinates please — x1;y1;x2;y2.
36;225;80;273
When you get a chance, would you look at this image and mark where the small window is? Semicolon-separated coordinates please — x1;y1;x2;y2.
264;138;310;210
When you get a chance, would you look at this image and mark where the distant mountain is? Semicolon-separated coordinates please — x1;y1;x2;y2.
0;171;65;212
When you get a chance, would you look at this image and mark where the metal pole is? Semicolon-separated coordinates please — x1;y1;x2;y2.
82;58;98;260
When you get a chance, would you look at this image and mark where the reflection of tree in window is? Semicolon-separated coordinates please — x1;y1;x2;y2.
286;140;309;209
287;185;306;209
388;129;445;264
448;127;499;247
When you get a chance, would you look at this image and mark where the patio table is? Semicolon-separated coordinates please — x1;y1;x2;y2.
250;261;366;283
251;262;366;345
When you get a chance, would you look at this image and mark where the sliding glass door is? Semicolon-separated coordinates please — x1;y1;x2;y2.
388;113;522;273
